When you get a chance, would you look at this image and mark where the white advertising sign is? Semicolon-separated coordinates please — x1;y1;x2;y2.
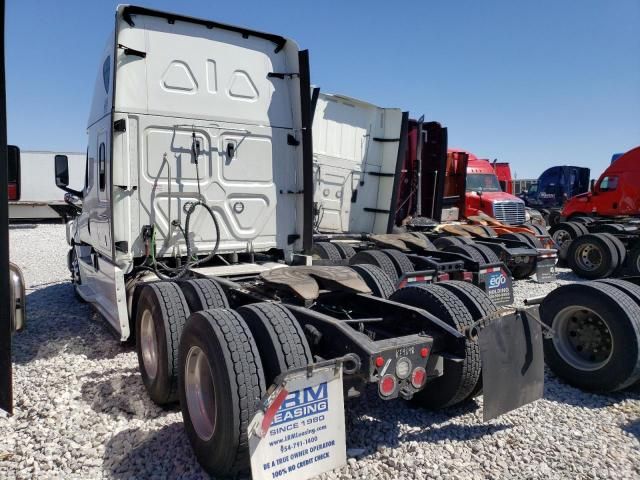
249;365;346;480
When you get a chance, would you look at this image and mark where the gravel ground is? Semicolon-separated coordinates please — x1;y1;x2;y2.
1;223;639;479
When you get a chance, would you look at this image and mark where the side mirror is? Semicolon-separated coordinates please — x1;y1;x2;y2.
54;154;84;198
55;155;69;188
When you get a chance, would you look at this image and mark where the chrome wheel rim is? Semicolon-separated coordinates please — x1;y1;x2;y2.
185;345;216;441
574;243;602;271
140;310;159;380
552;306;613;371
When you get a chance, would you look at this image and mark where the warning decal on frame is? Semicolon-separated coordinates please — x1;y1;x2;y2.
249;365;346;480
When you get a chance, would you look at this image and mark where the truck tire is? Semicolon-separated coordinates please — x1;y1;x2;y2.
520;232;544;249
311;242;342;261
350;250;399;283
67;248;85;302
595;279;640;308
178;279;229;312
599;233;627;270
570;216;594;224
467;243;501;264
456;236;476;245
389;284;480;408
409;232;439;250
478;226;497;238
500;232;542;249
547;210;561;227
178;308;265;477
443;244;487;265
539;282;640;392
438;281;498;399
332;242;356;260
567;233;619;279
433;236;466;249
511;263;537;280
590;223;629;234
350;264;395;298
529;224;547;236
381;249;415;277
136;282;191;405
237;303;313;384
549;222;587;247
629;245;640;276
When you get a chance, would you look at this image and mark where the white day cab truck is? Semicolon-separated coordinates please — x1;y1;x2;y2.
52;6;547;479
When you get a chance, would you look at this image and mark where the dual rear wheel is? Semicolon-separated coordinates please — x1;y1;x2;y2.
134;275;497;476
540;280;640;392
134;279;313;477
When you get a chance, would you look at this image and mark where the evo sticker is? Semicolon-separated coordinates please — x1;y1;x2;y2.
249;365;346;480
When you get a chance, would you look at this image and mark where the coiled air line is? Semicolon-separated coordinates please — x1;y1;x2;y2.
140;130;220;280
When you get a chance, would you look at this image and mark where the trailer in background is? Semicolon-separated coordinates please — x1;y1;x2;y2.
8;148;85;220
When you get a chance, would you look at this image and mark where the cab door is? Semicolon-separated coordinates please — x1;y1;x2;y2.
593;175;620;216
90;125;113;258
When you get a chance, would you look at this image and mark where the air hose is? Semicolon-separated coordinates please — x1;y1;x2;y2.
140;130;220;280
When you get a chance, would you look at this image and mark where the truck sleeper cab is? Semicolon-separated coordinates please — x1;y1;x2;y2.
57;6;544;477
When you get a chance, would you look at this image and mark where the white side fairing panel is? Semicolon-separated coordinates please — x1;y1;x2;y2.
312;93;402;234
112;7;304;264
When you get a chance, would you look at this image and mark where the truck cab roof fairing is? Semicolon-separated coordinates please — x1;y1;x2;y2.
119;5;288;52
112;5;302;127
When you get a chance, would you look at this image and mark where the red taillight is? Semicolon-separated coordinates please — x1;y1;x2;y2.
462;271;473;282
8;182;18;201
420;347;430;358
375;356;385;368
437;273;450;282
411;367;427;389
379;374;397;397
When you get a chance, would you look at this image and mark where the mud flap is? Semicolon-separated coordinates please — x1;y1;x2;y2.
535;256;557;283
248;362;347;480
479;308;544;421
478;266;514;306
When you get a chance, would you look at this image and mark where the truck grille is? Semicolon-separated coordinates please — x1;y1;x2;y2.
493;201;525;225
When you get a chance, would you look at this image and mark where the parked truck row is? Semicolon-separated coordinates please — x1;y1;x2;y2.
3;5;639;480
47;7;549;477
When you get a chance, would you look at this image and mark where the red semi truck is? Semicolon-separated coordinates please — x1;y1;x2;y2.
448;150;527;225
491;161;514;194
561;146;640;219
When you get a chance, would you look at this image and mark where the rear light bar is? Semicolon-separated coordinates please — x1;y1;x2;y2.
8;182;18;201
462;271;474;282
437;273;450;282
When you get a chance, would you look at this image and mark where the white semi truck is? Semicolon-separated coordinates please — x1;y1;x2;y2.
54;6;544;477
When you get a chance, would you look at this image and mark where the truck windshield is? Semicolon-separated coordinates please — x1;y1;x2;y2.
466;174;502;192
